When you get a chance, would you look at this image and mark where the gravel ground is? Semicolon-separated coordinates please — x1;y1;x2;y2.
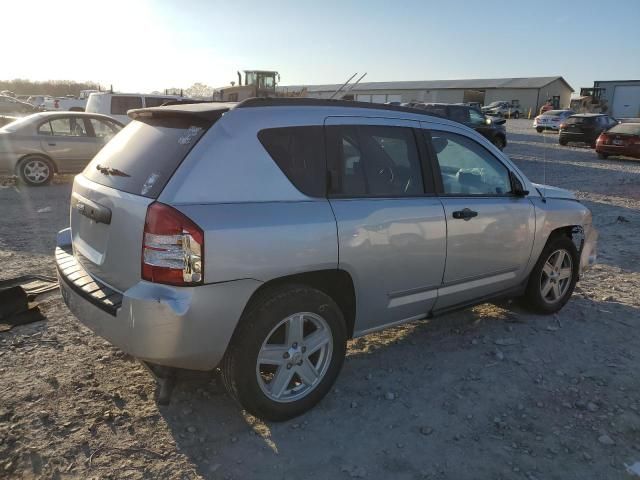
1;119;639;480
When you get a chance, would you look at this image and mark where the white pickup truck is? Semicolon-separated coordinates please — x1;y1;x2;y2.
44;90;100;112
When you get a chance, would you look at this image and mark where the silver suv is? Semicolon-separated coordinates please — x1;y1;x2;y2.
56;99;597;421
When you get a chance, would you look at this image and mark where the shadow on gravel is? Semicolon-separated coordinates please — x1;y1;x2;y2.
155;296;640;480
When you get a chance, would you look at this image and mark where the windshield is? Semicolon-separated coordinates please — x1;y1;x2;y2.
486;102;501;108
608;123;640;135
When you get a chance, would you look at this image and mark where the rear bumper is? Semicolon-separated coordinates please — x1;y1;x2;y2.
595;144;640;159
533;122;560;130
559;132;595;143
56;228;262;370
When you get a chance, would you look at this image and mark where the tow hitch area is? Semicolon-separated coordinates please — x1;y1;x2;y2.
142;362;178;405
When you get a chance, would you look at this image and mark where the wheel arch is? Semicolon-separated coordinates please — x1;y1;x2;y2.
239;269;357;339
16;153;59;174
548;225;584;255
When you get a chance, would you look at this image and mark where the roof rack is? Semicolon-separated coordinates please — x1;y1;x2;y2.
236;97;437;117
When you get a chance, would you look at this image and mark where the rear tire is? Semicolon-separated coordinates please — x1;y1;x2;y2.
17;156;54;186
521;235;579;314
513;111;520;119
221;284;347;421
559;137;568;146
597;152;609;159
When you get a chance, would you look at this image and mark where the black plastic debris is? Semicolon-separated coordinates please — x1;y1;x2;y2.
0;275;57;332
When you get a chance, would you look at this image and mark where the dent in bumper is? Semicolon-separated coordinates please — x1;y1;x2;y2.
57;228;262;370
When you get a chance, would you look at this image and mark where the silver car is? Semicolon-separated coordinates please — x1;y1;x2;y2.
55;99;597;420
0;112;123;185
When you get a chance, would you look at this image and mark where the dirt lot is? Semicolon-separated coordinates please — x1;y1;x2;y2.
1;119;640;480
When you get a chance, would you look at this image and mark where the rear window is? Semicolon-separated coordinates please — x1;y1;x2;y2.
145;97;175;108
83;116;211;198
257;126;326;197
544;110;568;116
110;96;143;115
608;123;640;135
566;116;595;125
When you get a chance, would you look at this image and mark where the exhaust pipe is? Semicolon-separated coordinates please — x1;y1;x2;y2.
237;71;242;86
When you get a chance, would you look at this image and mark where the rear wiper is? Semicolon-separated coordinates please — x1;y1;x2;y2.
96;164;130;177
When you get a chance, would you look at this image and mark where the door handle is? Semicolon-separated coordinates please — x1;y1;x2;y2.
452;208;478;221
48;142;56;146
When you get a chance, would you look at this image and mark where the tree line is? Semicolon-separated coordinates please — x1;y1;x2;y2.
0;79;101;97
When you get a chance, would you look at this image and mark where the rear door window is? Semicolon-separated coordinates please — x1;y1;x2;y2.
82;116;211;198
258;126;325;197
326;125;424;197
110;96;143;115
89;118;121;139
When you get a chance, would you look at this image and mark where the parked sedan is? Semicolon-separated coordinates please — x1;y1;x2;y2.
0;112;123;186
559;114;618;147
533;110;574;132
595;123;640;159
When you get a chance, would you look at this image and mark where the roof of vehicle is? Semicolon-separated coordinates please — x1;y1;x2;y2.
236;97;461;118
570;113;607;117
541;109;574;115
128;97;454;119
7;111;125;125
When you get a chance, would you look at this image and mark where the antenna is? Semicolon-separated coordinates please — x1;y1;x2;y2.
329;73;358;99
339;73;367;99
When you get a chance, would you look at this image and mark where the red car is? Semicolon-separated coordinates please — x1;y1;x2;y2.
595;123;640;159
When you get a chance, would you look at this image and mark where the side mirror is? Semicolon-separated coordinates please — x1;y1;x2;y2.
510;172;529;196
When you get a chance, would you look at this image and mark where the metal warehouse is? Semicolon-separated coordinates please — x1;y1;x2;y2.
593;80;640;118
281;76;573;115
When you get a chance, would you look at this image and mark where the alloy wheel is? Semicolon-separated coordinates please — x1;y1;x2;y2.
256;312;333;403
23;159;50;184
540;248;573;304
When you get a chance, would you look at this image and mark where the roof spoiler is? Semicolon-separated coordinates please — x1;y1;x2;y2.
128;103;235;123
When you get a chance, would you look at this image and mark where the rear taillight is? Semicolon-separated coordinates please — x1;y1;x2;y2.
142;202;203;286
559;123;566;129
597;134;608;144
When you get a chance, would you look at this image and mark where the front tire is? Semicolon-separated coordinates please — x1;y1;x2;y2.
513;111;520;119
521;235;579;314
559;137;568;146
536;127;544;133
17;156;54;186
221;285;347;421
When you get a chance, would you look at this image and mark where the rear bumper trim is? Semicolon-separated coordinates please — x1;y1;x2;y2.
55;245;122;316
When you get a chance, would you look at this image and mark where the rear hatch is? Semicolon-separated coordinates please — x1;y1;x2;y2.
564;116;595;134
70;106;227;292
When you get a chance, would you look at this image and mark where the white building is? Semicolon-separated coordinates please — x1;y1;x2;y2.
280;76;574;115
